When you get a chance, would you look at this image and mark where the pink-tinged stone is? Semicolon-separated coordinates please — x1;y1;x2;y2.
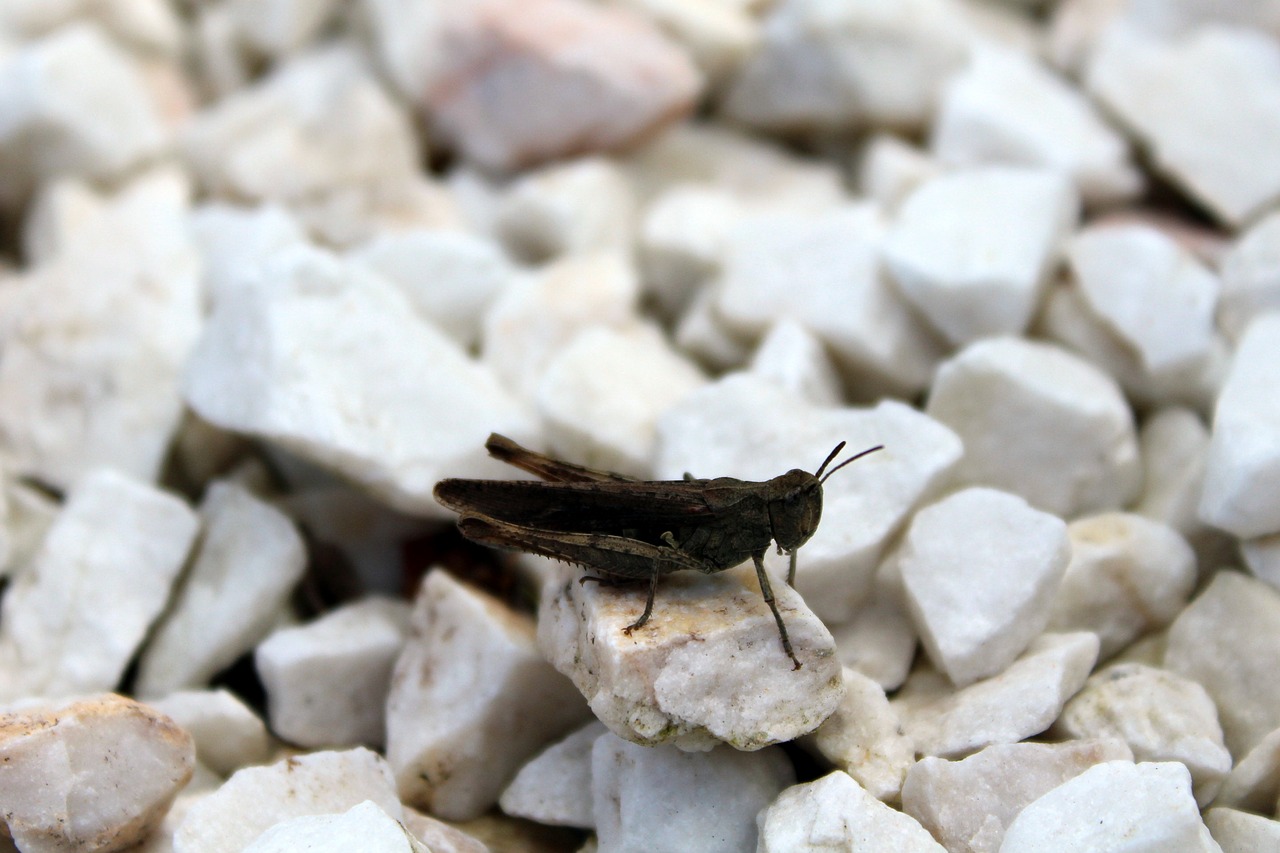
375;0;702;171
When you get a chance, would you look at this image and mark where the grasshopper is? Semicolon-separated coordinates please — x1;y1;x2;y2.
434;434;882;669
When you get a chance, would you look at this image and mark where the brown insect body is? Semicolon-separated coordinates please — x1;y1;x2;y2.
435;434;882;669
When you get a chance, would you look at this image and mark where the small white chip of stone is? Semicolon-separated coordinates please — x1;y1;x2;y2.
715;205;945;399
758;771;946;853
1214;725;1280;814
1205;808;1280;853
925;336;1140;518
534;323;706;478
999;761;1220;852
242;800;428;853
255;596;410;749
499;721;607;829
537;560;841;751
747;318;845;407
1086;22;1280;227
385;571;589;821
801;668;916;802
1165;571;1280;757
0;469;198;701
150;689;274;778
930;45;1141;207
895;632;1100;758
1055;662;1232;805
1066;223;1219;378
901;487;1070;686
902;739;1134;853
174;747;402;853
182;244;538;517
0;694;195;853
1047;513;1197;659
137;480;306;697
1198;313;1280;539
882;166;1079;346
591;733;793;853
1219;211;1280;342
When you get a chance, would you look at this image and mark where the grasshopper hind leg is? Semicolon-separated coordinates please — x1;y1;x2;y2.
623;569;660;634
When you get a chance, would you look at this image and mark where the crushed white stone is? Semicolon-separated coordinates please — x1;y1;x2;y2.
149;689;274;778
242;800;428;853
494;157;636;263
499;720;607;829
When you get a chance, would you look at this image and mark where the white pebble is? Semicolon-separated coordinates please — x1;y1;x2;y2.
883;166;1078;347
926;336;1141;518
0;470;198;700
1066;223;1219;377
0;170;202;489
638;185;745;317
386;571;589;820
535;324;706;478
537;560;841;751
1199;313;1280;538
1205;808;1280;853
149;689;274;778
1048;513;1197;659
400;807;491;853
831;585;918;692
0;480;57;584
225;0;344;59
592;733;792;853
0;694;194;853
931;46;1141;207
495;157;636;263
347;228;514;350
1133;408;1212;544
369;0;701;171
673;283;755;372
747;318;845;407
895;632;1100;758
656;375;962;623
716;205;945;399
903;739;1134;853
243;800;428;853
189;203;308;309
1056;663;1232;805
0;23;170;196
1219;210;1280;342
1165;571;1280;756
256;597;409;749
1214;725;1280;813
856;134;941;213
499;721;607;829
174;748;402;853
999;761;1220;853
183;244;537;517
758;771;945;853
1086;22;1280;226
481;252;639;399
902;487;1070;686
1243;534;1280;591
610;0;759;83
723;0;974;132
801;668;916;802
137;481;306;697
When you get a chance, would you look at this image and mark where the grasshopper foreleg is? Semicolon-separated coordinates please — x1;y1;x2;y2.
754;551;801;670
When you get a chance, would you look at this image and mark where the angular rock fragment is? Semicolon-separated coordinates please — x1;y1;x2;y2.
183;244;537;517
1047;513;1197;659
174;748;402;853
926;336;1140;517
494;157;636;263
999;761;1220;852
0;694;195;853
499;721;606;829
895;632;1099;758
242;801;428;853
1205;808;1280;853
537;560;841;751
1165;571;1280;756
256;597;409;748
386;571;589;820
1055;663;1232;805
0;470;198;700
150;689;274;778
883;167;1079;346
1219;210;1280;342
758;771;945;853
592;733;792;853
902;739;1133;853
137;481;306;697
901;487;1070;686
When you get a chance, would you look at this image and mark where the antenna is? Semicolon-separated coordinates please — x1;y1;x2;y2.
819;444;884;484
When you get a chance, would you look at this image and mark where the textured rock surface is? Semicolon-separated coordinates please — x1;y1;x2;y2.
0;694;194;853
